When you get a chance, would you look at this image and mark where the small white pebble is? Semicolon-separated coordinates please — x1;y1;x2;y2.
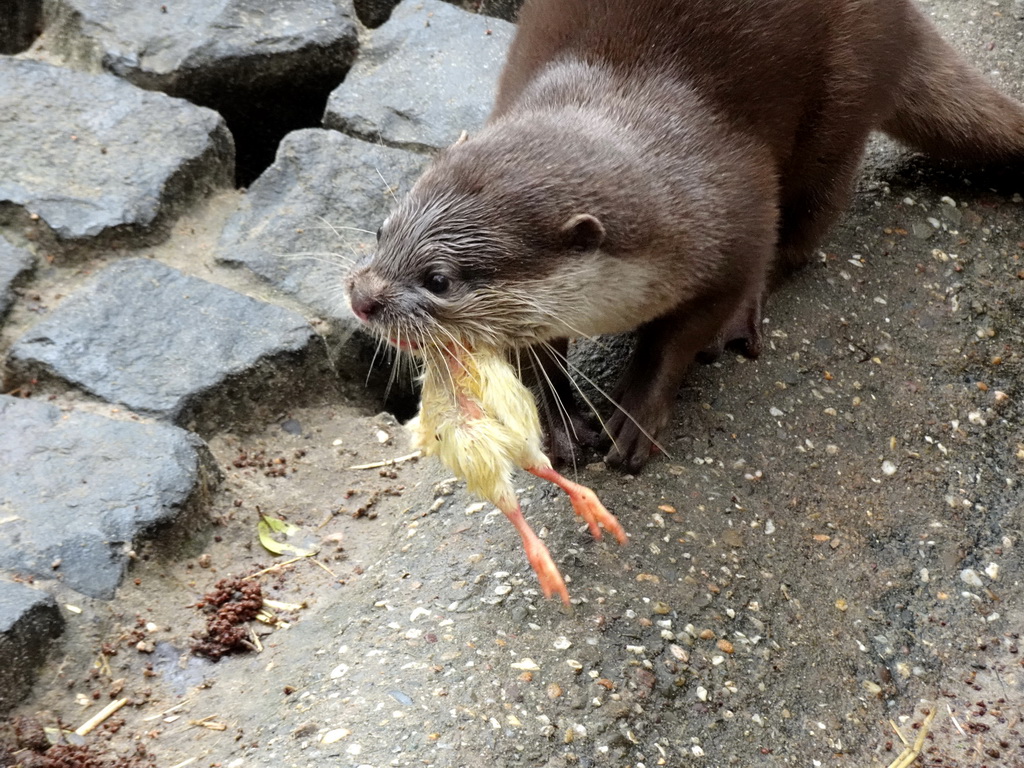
919;568;930;583
765;520;776;535
769;406;784;417
511;658;540;671
322;728;350;744
881;460;897;476
494;584;512;596
553;636;572;650
670;644;689;661
696;686;708;701
959;569;984;588
985;563;999;581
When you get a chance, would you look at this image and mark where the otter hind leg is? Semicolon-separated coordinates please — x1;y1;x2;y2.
696;286;765;364
774;136;870;276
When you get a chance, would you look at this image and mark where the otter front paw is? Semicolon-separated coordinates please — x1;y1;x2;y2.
602;408;666;474
544;408;602;468
601;381;673;473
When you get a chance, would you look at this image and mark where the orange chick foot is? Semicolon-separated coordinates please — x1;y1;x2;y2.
529;466;628;545
522;534;570;605
500;501;570;605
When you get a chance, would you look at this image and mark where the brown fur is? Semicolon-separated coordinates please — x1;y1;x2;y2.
346;0;1024;472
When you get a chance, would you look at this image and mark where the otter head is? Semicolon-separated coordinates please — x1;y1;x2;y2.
344;125;617;354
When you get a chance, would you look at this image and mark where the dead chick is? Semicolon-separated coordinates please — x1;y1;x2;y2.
411;343;627;604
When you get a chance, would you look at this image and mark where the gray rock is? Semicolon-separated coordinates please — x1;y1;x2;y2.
0;58;233;251
44;0;358;95
324;0;514;152
8;258;333;434
218;128;428;339
0;0;43;54
0;395;219;599
0;581;64;714
42;0;359;186
0;237;34;320
467;0;524;22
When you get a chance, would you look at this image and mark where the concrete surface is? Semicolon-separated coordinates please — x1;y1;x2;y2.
0;1;1021;766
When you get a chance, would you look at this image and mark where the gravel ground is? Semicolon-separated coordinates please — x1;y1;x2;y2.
3;2;1023;767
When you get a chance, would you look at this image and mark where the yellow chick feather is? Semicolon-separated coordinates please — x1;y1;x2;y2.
413;346;549;508
411;343;627;604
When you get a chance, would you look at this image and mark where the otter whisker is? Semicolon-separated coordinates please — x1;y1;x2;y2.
421;323;461;401
534;340;619;463
383;327;407;401
539;340;671;460
526;345;582;475
280;251;357;269
430;322;480;393
366;332;388;387
375;165;400;205
498;286;613;350
315;216;376;238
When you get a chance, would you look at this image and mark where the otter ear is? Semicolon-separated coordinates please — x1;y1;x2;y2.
560;213;605;252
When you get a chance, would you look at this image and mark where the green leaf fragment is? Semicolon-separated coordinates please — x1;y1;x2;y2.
257;516;320;557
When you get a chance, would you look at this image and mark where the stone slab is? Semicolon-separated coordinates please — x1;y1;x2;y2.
0;237;34;320
218;128;428;339
44;0;359;96
0;57;233;250
42;0;359;185
0;395;218;599
8;258;332;433
324;0;514;152
0;580;64;714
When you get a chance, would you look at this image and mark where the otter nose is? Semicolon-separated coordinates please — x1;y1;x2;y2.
348;284;383;323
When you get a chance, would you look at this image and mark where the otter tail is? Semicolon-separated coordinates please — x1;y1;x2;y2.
881;5;1024;164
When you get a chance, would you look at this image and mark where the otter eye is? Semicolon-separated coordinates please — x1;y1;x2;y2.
425;273;451;295
375;226;382;242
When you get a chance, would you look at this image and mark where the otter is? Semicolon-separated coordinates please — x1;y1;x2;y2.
345;0;1024;473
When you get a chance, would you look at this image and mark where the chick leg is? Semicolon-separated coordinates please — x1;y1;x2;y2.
528;466;628;545
501;501;570;605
